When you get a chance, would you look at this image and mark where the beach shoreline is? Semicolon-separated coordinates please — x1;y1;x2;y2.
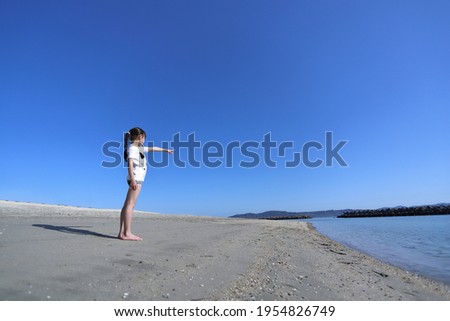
1;200;449;301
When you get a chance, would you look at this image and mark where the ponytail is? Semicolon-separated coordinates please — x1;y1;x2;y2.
124;132;130;162
124;127;146;162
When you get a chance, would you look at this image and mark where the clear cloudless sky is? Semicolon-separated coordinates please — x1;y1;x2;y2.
1;0;449;216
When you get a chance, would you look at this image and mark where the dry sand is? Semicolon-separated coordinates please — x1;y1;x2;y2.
1;200;449;301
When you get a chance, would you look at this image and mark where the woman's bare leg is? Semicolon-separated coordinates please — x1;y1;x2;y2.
119;184;143;241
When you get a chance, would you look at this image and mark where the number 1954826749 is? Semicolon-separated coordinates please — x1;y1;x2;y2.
256;305;335;317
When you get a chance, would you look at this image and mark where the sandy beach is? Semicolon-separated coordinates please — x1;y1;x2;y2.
1;200;449;301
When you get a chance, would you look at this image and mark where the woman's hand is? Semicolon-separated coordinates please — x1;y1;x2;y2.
130;180;138;191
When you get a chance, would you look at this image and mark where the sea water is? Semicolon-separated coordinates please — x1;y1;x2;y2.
309;215;450;285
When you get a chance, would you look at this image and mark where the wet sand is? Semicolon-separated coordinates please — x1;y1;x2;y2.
1;200;449;301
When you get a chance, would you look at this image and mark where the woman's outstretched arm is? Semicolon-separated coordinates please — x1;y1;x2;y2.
147;146;173;153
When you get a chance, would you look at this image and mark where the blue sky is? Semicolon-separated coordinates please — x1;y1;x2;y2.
1;0;449;216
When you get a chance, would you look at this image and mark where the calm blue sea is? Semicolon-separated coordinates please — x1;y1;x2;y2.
308;215;450;285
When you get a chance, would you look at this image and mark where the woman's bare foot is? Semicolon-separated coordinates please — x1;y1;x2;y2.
118;233;143;241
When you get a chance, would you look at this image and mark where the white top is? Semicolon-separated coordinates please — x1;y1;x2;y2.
127;145;149;182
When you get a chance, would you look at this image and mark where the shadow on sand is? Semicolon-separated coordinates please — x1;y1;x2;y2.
32;224;117;240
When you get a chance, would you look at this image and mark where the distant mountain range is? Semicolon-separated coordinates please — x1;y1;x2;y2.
229;203;450;220
230;209;350;219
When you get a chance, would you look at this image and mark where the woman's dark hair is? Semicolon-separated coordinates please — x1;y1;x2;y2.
124;127;146;162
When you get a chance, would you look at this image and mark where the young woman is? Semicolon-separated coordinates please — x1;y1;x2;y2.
119;127;173;241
